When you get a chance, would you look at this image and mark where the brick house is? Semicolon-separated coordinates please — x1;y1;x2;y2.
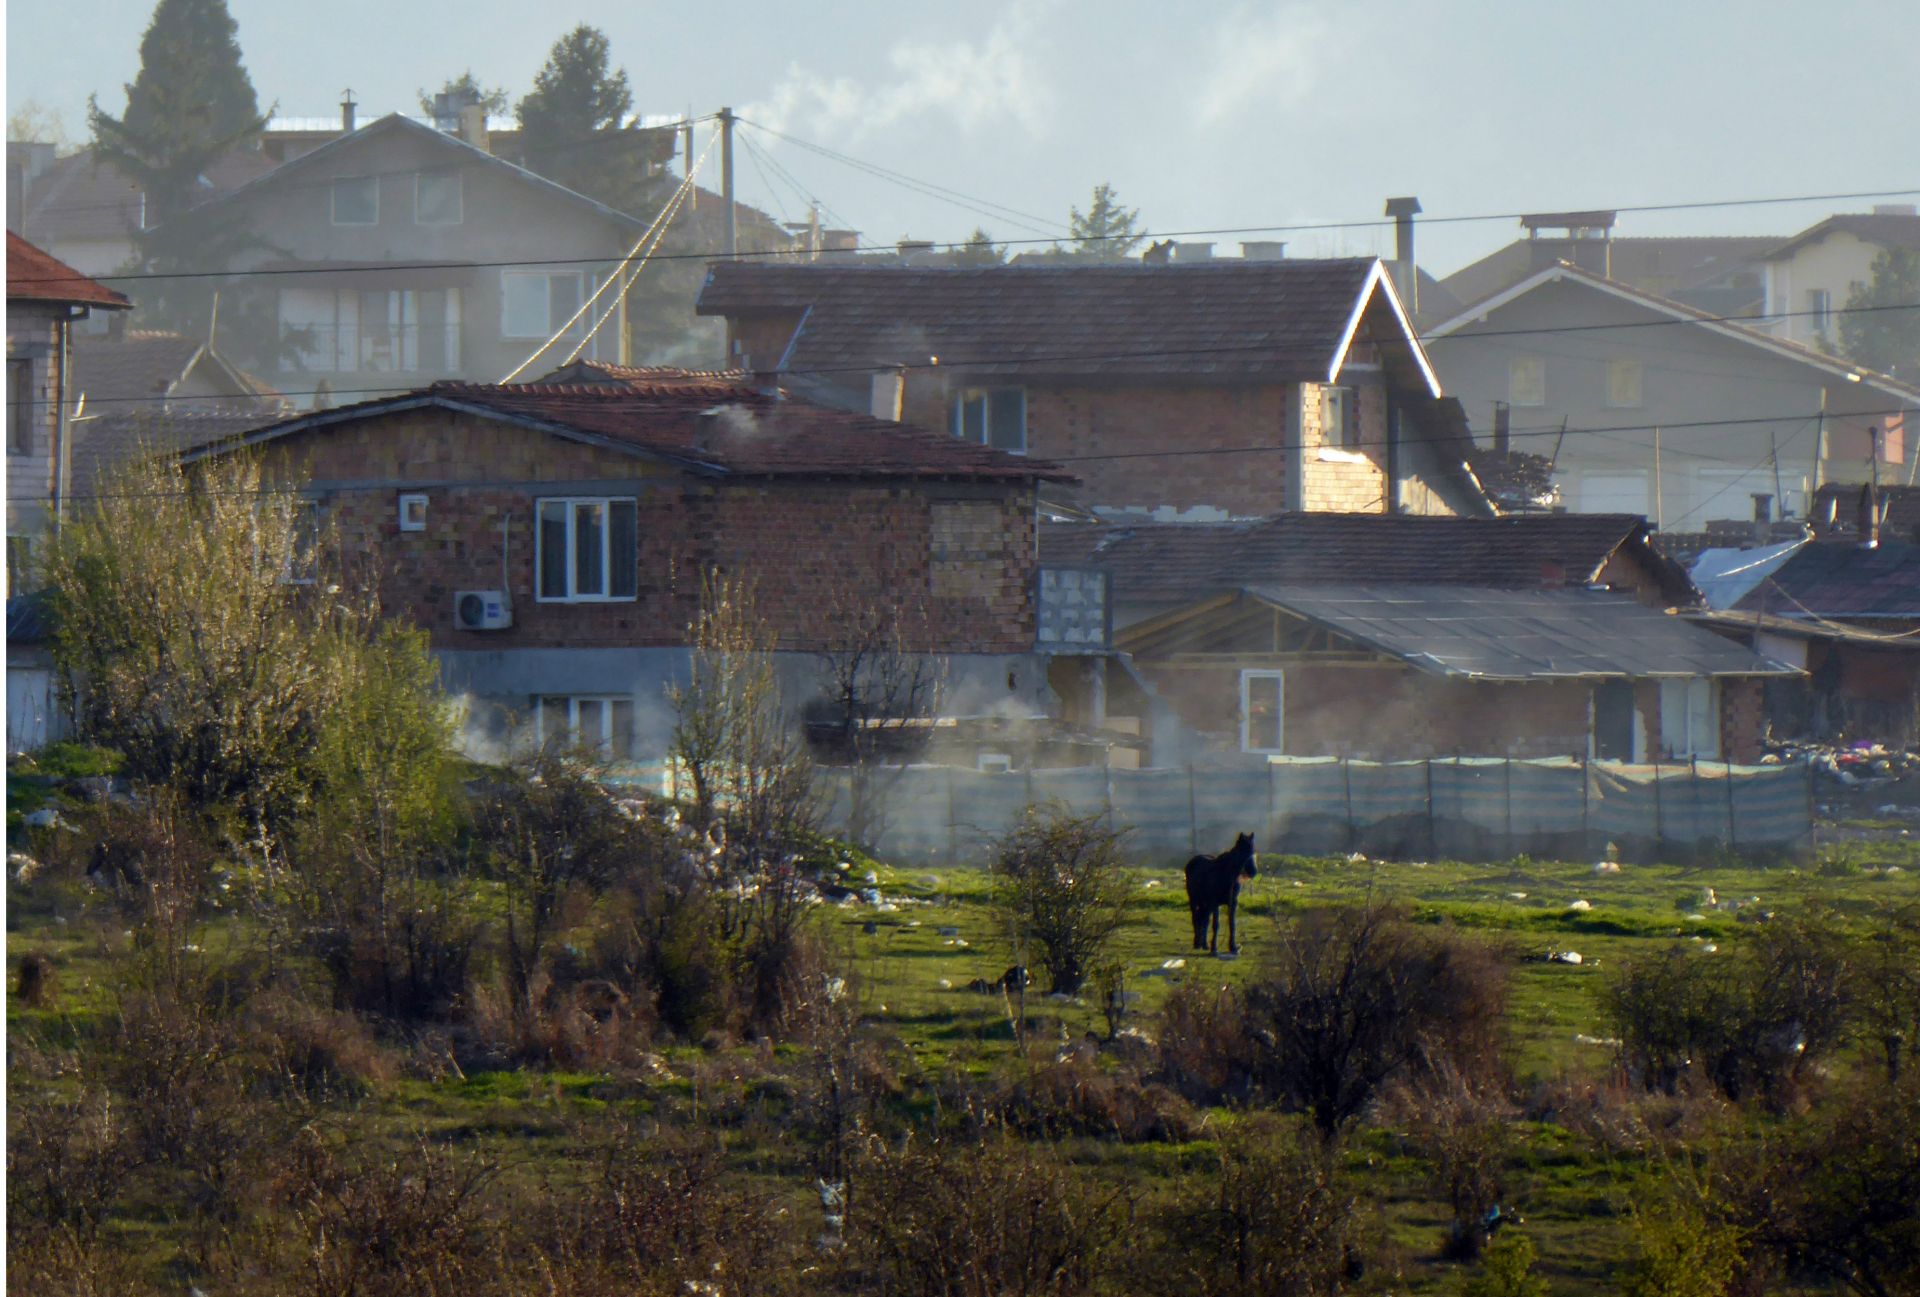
6;232;131;591
1037;512;1789;764
180;376;1071;759
695;258;1492;521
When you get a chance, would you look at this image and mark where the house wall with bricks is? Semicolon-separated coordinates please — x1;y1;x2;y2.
248;409;1041;656
5;303;63;570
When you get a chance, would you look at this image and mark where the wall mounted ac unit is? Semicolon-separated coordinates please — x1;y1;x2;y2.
454;590;512;631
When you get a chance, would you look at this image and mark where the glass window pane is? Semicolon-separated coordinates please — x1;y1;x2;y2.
609;500;638;597
957;392;987;443
539;501;569;597
988;388;1025;453
575;698;605;749
574;501;605;596
610;700;634;760
536;696;568;743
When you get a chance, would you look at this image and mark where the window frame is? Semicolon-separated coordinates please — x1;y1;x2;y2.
534;496;639;603
8;356;32;455
1806;288;1832;337
1238;669;1285;755
949;385;1027;454
397;492;428;532
1322;384;1361;448
500;269;587;340
1508;355;1547;407
535;694;636;761
413;170;463;225
329;175;379;226
1604;359;1643;409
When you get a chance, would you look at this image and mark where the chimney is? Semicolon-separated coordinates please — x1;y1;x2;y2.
1171;242;1214;262
1384;196;1421;313
870;368;905;421
458;104;488;153
1240;240;1287;261
896;238;934;261
1492;401;1511;455
340;89;357;135
1858;482;1880;548
1751;492;1773;545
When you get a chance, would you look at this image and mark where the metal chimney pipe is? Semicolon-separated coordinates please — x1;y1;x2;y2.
340;89;357;134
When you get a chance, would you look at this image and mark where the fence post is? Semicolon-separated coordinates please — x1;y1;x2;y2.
1651;757;1664;856
946;767;958;868
1104;757;1117;837
1725;759;1739;852
1424;758;1436;859
1581;753;1591;853
1187;762;1198;855
1343;757;1356;854
1504;757;1515;858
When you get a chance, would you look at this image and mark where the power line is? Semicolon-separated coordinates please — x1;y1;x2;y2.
20;183;1920;286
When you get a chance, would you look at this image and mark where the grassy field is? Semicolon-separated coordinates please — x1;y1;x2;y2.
9;821;1919;1293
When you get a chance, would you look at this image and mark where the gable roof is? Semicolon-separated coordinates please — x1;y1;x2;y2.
697;257;1440;392
18;147;277;245
1761;212;1920;261
1437;235;1778;316
6;232;132;309
71;330;281;410
1425;260;1920;405
1731;539;1920;620
178;376;1073;484
181;113;649;234
1811;482;1920;544
73;406;285;501
1041;512;1694;606
1123;585;1791;681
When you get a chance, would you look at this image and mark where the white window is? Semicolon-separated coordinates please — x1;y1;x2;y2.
278;288;461;373
1508;355;1546;407
950;386;1026;454
1605;359;1643;408
330;176;378;225
1658;678;1720;759
1321;385;1360;448
502;270;586;339
536;695;635;760
1239;670;1284;754
977;752;1013;773
414;171;462;225
535;497;639;602
398;492;428;531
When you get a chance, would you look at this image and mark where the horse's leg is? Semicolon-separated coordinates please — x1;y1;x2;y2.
1227;896;1238;954
1208;905;1219;954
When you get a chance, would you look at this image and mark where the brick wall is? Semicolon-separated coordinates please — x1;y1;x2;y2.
250;409;1037;654
1720;677;1766;762
6;304;62;542
1300;379;1390;513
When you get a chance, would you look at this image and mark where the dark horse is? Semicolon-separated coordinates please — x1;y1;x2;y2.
1185;832;1257;954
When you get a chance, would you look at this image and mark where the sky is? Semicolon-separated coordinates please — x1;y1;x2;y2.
10;0;1920;277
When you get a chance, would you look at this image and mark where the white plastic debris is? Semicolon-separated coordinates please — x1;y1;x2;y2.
1685;913;1708;922
1573;1033;1621;1046
936;978;953;990
1593;861;1621;875
1162;957;1187;971
23;808;58;829
1566;899;1592;913
1142;879;1162;889
1507;892;1529;901
864;871;880;886
1549;950;1584;965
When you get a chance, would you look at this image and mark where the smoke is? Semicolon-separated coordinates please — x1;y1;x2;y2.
743;3;1058;143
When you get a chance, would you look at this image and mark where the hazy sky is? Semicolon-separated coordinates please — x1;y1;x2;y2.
11;0;1920;275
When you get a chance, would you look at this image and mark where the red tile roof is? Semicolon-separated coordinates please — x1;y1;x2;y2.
6;232;131;309
696;258;1388;381
1042;512;1691;604
183;377;1073;483
1732;539;1920;620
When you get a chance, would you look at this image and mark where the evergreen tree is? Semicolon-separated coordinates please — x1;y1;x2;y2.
1065;183;1145;261
515;25;659;210
88;0;266;225
1838;248;1920;382
953;227;1006;267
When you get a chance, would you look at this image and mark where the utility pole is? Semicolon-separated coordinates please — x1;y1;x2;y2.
718;106;736;259
682;114;696;211
1653;425;1663;531
1812;387;1828;495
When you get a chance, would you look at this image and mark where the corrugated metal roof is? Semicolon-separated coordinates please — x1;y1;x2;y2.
1246;584;1795;680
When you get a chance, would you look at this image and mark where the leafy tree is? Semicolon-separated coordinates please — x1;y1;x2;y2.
953;226;1006;267
1839;248;1920;381
515;24;658;210
1065;183;1145;261
417;70;511;119
87;0;266;225
7;99;76;153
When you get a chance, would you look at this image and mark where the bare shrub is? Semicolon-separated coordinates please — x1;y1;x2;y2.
6;1081;140;1249
278;1130;499;1297
848;1131;1132;1297
989;803;1135;994
1385;1063;1515;1260
983;1052;1199;1143
243;989;398;1099
1853;901;1920;1082
1243;905;1510;1138
1155;980;1262;1105
1150;1114;1365;1295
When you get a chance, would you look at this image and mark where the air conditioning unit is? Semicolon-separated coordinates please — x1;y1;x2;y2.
454;590;512;631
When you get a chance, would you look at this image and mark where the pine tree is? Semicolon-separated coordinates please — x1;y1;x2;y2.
515;25;660;210
953;227;1006;267
88;0;266;225
1065;183;1145;261
1838;248;1920;382
418;71;511;120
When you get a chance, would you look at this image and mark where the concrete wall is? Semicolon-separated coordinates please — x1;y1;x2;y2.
6;302;63;560
209;126;638;393
1427;277;1907;528
1763;230;1883;349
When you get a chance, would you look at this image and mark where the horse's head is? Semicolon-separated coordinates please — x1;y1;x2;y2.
1235;832;1258;878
